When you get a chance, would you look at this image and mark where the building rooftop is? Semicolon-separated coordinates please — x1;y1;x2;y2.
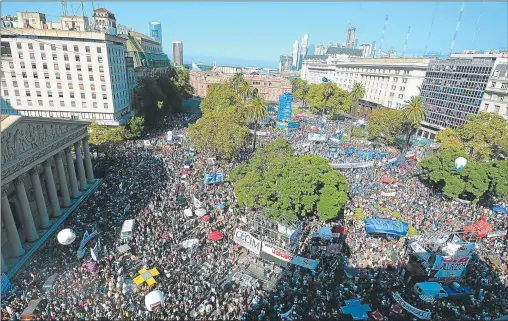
1;27;125;44
326;47;362;57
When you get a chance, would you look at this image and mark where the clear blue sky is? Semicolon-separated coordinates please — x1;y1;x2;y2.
3;1;507;67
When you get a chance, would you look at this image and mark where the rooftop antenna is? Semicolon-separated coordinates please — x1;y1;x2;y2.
449;2;465;57
472;1;484;43
61;0;68;15
424;3;438;56
403;26;411;57
378;15;389;57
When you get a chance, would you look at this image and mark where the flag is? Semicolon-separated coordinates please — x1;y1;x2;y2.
91;240;100;261
80;231;90;248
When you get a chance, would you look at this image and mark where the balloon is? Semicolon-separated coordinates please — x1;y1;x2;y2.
57;229;76;245
455;157;467;170
145;290;164;311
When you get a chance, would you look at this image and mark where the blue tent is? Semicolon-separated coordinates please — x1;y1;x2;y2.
492;205;507;214
364;219;408;237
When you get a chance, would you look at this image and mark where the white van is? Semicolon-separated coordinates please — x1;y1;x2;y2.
121;219;135;240
414;282;448;300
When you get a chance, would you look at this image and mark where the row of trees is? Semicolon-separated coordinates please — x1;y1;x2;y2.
187;74;268;159
229;139;350;221
88;116;145;152
133;68;193;123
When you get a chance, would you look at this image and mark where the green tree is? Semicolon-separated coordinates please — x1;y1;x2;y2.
199;83;241;115
306;83;352;117
457;112;508;161
350;82;365;111
230;73;245;95
419;149;468;197
401;96;427;154
88;122;126;157
246;94;268;151
436;128;464;152
188;106;248;159
292;78;311;108
125;116;145;139
238;80;252;104
230;142;349;221
489;160;508;199
460;162;490;201
171;68;194;100
366;108;404;144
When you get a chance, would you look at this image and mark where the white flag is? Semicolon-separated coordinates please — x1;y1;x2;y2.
91;241;99;261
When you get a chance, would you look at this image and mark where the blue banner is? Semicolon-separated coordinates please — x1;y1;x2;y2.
364;219;408;237
277;93;292;122
291;256;319;270
1;273;10;296
204;172;224;184
319;227;332;240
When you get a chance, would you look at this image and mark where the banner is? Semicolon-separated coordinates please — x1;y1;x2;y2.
167;131;173;142
204;172;224;184
487;230;507;238
262;242;293;263
331;161;375;169
319;227;332;240
410;242;430;263
307;133;327;142
143;140;151;147
91;240;100;262
180;239;199;249
392;292;432;320
430;256;470;278
234;229;261;255
193;197;203;209
381;191;396;197
1;273;10;296
290;256;319;270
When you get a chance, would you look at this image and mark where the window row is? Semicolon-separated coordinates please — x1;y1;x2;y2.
17;42;102;54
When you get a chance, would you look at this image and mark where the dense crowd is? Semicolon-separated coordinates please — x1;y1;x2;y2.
1;113;507;321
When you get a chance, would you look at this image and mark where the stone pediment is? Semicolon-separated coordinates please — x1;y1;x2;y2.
1;116;90;184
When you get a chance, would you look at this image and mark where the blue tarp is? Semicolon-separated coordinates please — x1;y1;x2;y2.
291;256;319;270
288;121;299;129
493;205;507;214
319;227;332;240
1;273;10;296
364;219;408;237
340;299;371;320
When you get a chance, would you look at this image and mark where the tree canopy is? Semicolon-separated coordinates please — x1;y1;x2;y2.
418;149;508;202
124;116;145;139
435;113;508;161
230;140;349;221
365;108;405;144
199;83;242;115
291;78;311;108
306;83;353;117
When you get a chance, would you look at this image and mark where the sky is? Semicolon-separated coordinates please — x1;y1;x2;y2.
2;1;507;68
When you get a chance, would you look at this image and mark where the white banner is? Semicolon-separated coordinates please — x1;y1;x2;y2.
307;133;327;142
392;292;432;320
331;161;375;169
262;242;293;263
167;131;173;141
410;242;430;263
143;140;151;147
193;197;203;209
180;239;199;249
234;229;261;255
381;191;396;197
487;230;507;238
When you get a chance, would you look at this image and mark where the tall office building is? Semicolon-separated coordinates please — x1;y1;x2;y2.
359;44;372;58
315;44;326;55
298;34;309;70
307;44;315;57
346;27;356;48
173;41;183;66
279;55;292;72
420;52;507;138
291;40;300;70
149;21;162;43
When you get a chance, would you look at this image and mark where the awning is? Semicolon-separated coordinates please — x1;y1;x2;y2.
364;219;408;237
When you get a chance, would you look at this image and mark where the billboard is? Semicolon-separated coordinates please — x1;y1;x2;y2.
430;256;470;278
262;242;293;266
234;229;261;255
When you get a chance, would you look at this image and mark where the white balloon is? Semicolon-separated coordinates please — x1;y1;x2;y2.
455;157;467;169
57;229;76;245
145;290;164;311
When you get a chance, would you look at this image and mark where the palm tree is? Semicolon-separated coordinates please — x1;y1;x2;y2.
230;73;244;95
238;81;252;104
401;96;427;157
350;83;365;114
247;94;268;151
322;83;335;116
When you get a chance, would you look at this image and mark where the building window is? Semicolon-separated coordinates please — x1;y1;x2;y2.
60;101;65;107
27;99;32;106
25;91;31;97
494;105;500;114
501;83;508;89
41;53;46;60
85;46;90;53
67;74;72;80
77;64;81;71
59;92;63;98
54;63;59;70
36;91;41;97
104;103;108;109
484;103;489;111
391;85;396;90
79;84;84;90
93;102;98;108
82;102;87;108
55;73;60;80
102;94;107;99
14;90;19;96
98;57;103;63
97;47;101;53
65;64;70;71
75;55;80;62
16;42;22;49
68;83;73;89
28;43;33;50
87;56;92;62
64;54;69;61
62;45;67;51
396;102;401;109
89;75;94;81
46;82;50;88
78;75;83;81
74;45;79;52
491;82;496;88
38;99;43;105
81;93;85;98
48;91;53;97
389;92;394;97
92;93;96;99
52;54;57;60
398;94;404;99
18;53;24;59
88;66;93;72
70;92;74;98
16;99;21;105
494;70;500;77
90;84;95;91
400;86;405;91
388;101;392;107
393;77;398;83
71;101;76;107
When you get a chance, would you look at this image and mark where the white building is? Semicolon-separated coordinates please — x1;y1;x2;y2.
1;27;132;125
314;44;326;55
359;44;372;58
301;56;430;110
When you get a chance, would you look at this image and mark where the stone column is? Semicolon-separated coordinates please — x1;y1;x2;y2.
1;254;7;272
64;147;80;199
29;165;51;229
43;159;62;217
74;141;88;190
55;153;71;207
82;137;95;184
14;175;39;242
1;186;25;256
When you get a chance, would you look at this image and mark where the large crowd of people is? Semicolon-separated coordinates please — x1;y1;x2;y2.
2;113;507;321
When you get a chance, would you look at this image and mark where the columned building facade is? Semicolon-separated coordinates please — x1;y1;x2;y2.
1;115;95;271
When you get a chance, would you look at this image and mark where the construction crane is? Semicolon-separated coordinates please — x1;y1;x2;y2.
403;26;411;57
449;2;465;56
472;1;484;43
61;0;68;15
377;15;389;58
424;3;438;56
